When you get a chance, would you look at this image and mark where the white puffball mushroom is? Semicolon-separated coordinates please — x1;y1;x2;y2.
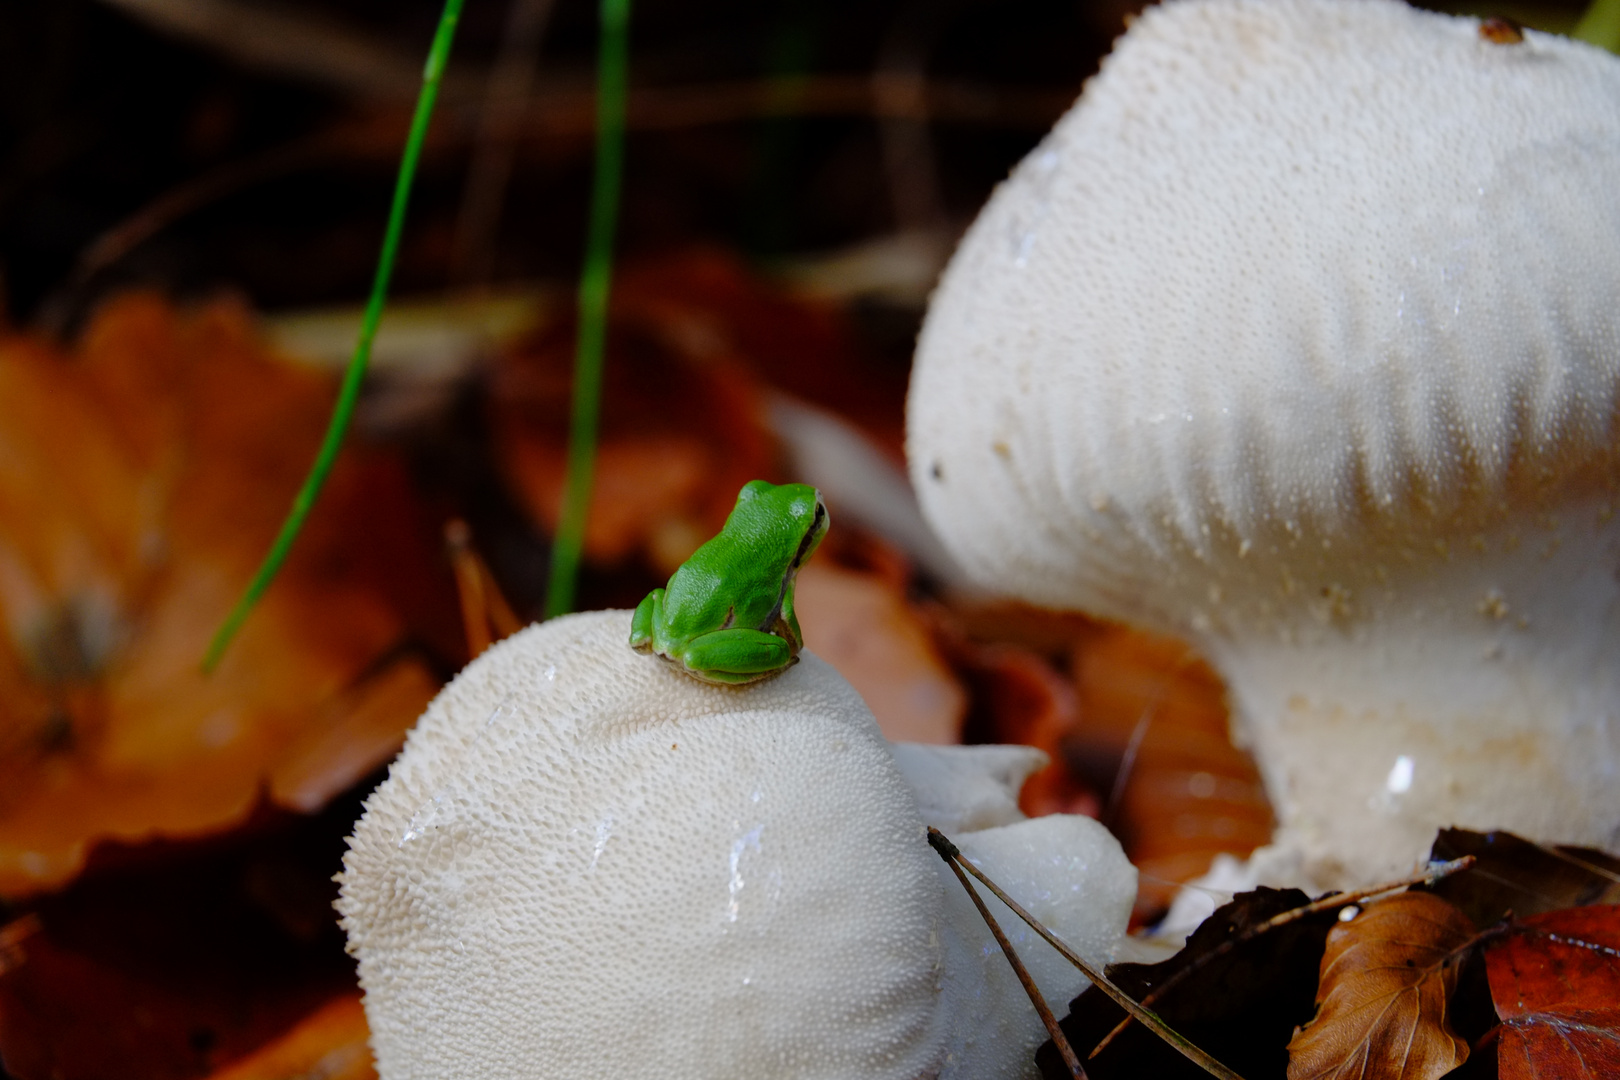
888;742;1048;833
909;0;1620;889
339;611;948;1080
339;611;1134;1079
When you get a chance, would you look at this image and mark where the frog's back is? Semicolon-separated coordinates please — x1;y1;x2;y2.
663;522;793;631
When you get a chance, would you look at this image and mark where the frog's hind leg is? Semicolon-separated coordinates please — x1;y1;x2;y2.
679;628;795;684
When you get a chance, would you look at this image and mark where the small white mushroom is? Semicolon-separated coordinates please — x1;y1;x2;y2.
339;611;1133;1079
935;814;1138;1079
908;0;1620;888
888;742;1048;833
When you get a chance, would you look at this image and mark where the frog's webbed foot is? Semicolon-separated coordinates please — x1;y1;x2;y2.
628;590;664;652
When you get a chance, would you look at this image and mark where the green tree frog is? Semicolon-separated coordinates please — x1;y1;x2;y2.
629;480;828;685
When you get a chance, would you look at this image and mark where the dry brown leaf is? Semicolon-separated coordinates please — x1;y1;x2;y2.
203;993;375;1080
1068;625;1272;916
0;294;453;897
1286;892;1475;1080
1425;828;1620;929
1042;885;1336;1079
795;560;965;743
955;641;1098;817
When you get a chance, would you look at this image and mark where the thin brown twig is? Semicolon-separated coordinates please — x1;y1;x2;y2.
930;828;1246;1080
927;829;1086;1079
446;520;492;658
1102;646;1198;830
1092;855;1477;1057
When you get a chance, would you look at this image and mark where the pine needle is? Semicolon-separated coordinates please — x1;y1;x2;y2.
203;0;465;672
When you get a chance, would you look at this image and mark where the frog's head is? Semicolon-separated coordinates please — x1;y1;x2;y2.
736;479;828;572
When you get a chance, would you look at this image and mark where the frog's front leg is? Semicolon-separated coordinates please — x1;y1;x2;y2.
676;627;796;684
628;589;665;652
776;584;806;653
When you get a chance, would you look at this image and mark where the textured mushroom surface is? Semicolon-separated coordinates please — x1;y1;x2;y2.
935;815;1136;1079
889;742;1047;833
339;611;949;1080
910;0;1620;886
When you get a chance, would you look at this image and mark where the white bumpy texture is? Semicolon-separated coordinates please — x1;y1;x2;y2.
911;0;1620;629
340;611;1135;1079
340;612;947;1080
909;0;1620;885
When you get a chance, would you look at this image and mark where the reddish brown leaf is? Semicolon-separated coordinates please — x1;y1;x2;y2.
203;993;375;1080
794;561;966;744
0;800;363;1080
955;641;1098;817
491;255;794;577
0;295;454;897
1067;625;1272;918
1486;905;1620;1079
1286;892;1475;1080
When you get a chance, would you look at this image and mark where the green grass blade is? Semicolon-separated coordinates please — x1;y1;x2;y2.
544;0;632;618
203;0;465;672
1575;0;1620;52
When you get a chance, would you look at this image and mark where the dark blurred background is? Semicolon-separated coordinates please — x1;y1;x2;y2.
1;0;1580;335
0;0;1132;331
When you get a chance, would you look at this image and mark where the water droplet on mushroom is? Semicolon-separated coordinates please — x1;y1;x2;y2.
588;814;614;871
1385;755;1414;794
400;789;454;847
726;823;765;923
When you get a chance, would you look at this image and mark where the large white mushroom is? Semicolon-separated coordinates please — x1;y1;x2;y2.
338;610;1134;1079
909;0;1620;889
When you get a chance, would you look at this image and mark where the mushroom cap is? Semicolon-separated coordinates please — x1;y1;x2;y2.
908;0;1620;884
338;611;949;1080
909;0;1620;639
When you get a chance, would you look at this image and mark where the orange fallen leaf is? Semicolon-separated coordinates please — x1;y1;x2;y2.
795;560;965;743
0;294;454;897
1286;892;1475;1080
1485;905;1620;1079
204;993;375;1080
1069;625;1272;916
